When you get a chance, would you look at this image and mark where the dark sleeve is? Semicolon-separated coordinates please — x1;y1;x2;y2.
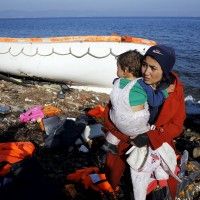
130;133;150;147
137;79;168;107
112;78;119;85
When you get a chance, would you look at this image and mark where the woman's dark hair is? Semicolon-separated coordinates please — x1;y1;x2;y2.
116;50;142;77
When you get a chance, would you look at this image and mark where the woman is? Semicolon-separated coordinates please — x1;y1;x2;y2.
103;44;186;200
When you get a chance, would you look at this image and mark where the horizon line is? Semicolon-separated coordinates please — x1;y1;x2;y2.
0;16;200;19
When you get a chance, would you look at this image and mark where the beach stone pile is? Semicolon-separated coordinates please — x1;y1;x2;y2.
0;79;199;200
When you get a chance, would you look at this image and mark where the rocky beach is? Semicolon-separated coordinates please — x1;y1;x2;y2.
0;78;199;200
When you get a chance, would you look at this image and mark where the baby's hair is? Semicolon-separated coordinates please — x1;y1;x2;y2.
116;50;142;77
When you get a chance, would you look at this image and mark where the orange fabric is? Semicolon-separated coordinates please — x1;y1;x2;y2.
82;174;114;192
96;174;119;193
82;175;104;194
86;105;105;118
67;167;118;198
0;142;35;176
39;121;45;131
81;173;119;198
66;167;99;182
0;35;156;45
42;105;61;117
121;35;156;45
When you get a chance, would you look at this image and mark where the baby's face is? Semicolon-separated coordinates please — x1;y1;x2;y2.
116;63;124;78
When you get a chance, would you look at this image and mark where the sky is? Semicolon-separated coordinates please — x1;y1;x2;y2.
0;0;200;18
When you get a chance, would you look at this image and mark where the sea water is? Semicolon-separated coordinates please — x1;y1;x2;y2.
0;17;199;114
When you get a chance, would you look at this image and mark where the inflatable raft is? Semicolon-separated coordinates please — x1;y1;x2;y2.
0;35;156;89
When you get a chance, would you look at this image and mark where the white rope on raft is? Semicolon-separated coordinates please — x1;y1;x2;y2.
0;47;118;58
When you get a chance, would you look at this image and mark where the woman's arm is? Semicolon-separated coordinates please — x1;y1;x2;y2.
147;82;186;149
132;76;186;149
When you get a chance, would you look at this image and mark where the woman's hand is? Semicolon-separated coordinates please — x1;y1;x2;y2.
128;135;137;146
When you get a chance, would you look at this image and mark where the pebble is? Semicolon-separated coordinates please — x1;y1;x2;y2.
193;147;200;158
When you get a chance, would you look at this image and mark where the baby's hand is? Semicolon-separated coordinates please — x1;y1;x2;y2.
166;84;175;93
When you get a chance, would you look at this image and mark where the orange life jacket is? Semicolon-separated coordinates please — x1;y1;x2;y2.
66;167;99;182
42;105;61;117
86;105;105;118
0;142;35;176
66;167;119;198
81;173;119;197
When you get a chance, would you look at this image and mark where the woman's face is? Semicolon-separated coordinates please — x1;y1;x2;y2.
141;56;163;88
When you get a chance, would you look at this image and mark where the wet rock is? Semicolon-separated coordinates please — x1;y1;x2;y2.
65;184;78;198
184;114;200;133
193;147;200;158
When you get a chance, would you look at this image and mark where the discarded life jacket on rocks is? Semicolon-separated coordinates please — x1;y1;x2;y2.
86;105;105;118
0;142;35;176
66;167;119;198
42;105;61;117
66;167;99;182
81;173;119;197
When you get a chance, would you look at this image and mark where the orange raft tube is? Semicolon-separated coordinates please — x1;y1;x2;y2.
0;35;156;46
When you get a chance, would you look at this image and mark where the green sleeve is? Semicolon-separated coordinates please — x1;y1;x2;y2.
129;82;147;106
162;90;169;98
